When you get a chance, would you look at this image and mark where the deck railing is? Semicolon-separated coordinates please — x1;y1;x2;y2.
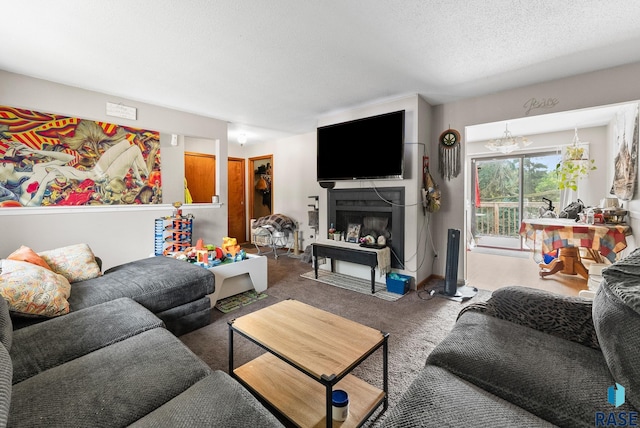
475;202;541;237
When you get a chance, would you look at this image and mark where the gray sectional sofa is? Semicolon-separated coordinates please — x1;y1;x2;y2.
0;255;284;427
11;256;215;336
382;249;640;427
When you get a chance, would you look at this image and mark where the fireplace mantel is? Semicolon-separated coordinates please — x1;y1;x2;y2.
327;187;404;268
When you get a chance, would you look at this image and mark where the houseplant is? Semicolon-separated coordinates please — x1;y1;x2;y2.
555;130;597;191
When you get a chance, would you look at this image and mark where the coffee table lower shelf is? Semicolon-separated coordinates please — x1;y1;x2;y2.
234;353;385;428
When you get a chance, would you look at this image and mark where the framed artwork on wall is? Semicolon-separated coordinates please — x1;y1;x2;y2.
0;105;161;207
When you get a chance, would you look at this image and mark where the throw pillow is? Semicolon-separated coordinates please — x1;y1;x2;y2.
0;259;71;317
6;245;52;271
38;243;102;283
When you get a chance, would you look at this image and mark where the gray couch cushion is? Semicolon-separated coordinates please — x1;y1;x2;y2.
156;295;211;336
130;371;284;427
67;256;214;314
0;344;12;428
9;328;212;427
0;298;12;351
380;365;555;428
428;311;633;427
10;297;163;383
593;279;640;410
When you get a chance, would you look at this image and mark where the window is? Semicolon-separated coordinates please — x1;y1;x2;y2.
472;151;561;250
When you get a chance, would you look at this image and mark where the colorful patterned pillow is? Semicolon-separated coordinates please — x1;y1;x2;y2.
38;243;102;283
0;259;71;317
7;245;52;271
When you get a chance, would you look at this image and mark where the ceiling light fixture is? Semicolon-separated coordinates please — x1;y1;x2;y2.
485;124;532;154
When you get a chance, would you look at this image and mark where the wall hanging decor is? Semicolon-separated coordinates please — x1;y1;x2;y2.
610;103;639;201
438;128;461;180
0;105;161;207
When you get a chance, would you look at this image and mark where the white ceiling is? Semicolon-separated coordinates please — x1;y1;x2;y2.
3;1;640;144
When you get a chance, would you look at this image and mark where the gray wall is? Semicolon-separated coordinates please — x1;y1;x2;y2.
0;70;229;270
229;62;640;283
432;62;640;278
4;61;640;278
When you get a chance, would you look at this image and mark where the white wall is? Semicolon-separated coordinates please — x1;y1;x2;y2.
314;94;429;287
0;71;229;269
235;94;435;288
432;62;640;279
7;61;640;276
229;131;321;251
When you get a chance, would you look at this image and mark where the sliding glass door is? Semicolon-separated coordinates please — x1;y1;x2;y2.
471;151;561;250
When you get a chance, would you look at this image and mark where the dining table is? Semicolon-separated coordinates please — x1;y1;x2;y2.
519;218;632;279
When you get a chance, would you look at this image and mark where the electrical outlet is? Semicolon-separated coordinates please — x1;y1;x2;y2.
421;188;428;207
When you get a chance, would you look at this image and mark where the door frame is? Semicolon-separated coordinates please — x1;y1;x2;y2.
249;155;273;221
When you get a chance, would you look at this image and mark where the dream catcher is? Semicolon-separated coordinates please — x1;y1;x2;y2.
438;128;461;180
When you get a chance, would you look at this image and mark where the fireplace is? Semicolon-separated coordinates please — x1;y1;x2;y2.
328;187;405;268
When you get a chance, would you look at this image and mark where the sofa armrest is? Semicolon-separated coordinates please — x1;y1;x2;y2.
457;301;489;318
458;286;599;349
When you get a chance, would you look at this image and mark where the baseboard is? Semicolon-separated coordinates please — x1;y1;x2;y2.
417;274;444;290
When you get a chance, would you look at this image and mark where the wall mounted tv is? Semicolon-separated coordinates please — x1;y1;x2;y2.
317;110;405;182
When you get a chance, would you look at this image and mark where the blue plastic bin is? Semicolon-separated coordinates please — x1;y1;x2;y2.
386;273;411;295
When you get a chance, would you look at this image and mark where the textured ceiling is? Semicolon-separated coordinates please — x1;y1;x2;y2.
2;1;640;143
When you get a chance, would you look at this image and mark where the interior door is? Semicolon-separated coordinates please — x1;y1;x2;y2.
472;151;560;250
184;152;216;203
228;157;247;243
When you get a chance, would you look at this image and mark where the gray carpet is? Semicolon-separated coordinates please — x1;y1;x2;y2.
179;252;491;427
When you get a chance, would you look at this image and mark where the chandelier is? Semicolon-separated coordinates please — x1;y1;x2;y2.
485;124;532;154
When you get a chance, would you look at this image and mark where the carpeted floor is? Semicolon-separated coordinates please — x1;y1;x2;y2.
300;270;405;301
179;251;491;427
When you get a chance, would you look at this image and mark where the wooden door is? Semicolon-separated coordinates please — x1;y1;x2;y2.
228;157;247;243
184;152;216;203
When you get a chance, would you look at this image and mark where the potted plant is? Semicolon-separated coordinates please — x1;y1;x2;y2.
555;130;597;191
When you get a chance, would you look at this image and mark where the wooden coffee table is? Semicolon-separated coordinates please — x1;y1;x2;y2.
228;299;388;428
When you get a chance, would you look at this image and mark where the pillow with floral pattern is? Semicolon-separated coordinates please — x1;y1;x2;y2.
0;259;71;317
38;243;101;283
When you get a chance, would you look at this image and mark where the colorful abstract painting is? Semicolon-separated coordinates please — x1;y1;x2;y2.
0;106;161;207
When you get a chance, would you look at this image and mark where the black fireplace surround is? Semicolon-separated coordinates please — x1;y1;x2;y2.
328;187;405;268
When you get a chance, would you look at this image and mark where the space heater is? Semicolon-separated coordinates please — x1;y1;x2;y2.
444;229;460;296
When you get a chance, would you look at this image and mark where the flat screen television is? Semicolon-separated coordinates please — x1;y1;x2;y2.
317;110;405;182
